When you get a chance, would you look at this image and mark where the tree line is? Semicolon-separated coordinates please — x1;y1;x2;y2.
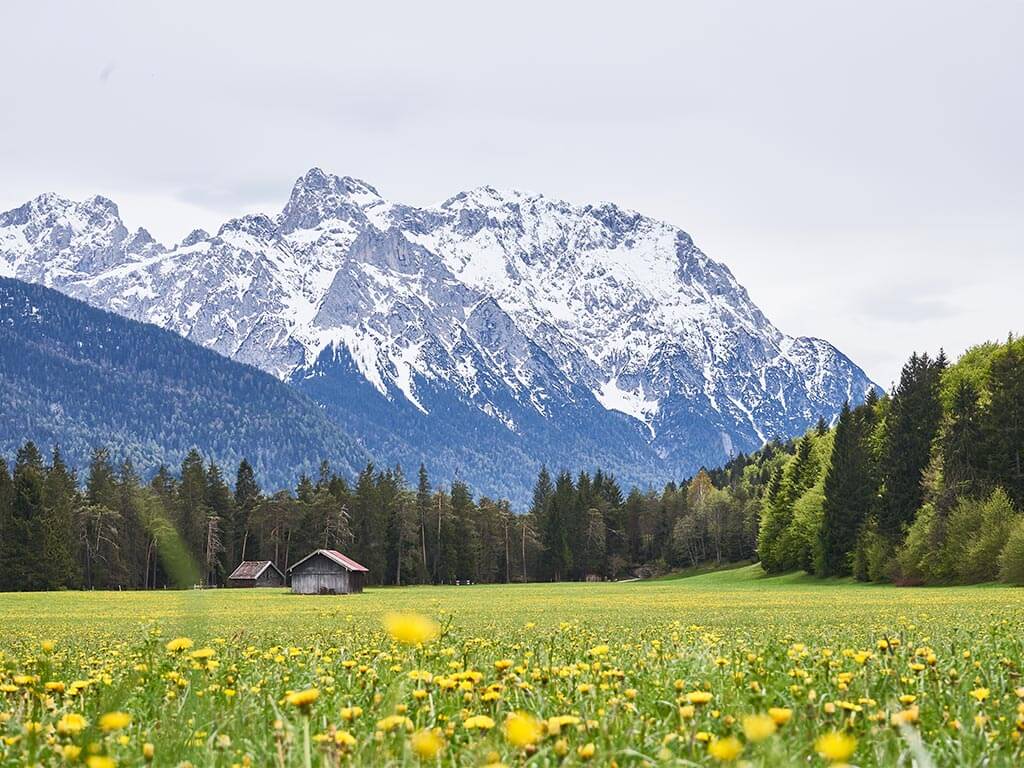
0;438;762;591
753;335;1024;584
3;334;1021;592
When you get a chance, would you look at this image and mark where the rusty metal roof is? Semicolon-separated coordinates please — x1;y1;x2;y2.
228;560;283;580
287;549;369;573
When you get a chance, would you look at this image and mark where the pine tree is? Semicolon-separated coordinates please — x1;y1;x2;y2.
178;449;210;581
623;488;645;564
451;480;478;581
316;460;332;493
113;461;147;587
0;458;14;591
543;472;575;581
79;449;125;588
233;459;261;561
431;488;458;584
296;473;315;504
942;379;983;502
879;353;945;539
352;463;384;582
381;469;403;585
10;443;47;590
416;464;431;582
85;447;118;509
526;466;554;579
41;447;81;589
819;402;875;576
205;462;234;584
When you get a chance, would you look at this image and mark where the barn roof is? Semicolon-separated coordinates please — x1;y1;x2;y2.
228;560;284;580
288;549;369;573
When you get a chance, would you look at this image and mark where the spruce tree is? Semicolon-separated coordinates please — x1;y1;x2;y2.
543;472;575;580
10;443;47;590
416;465;431;581
205;462;234;584
352;463;384;581
879;353;945;539
178;449;210;580
451;480;478;581
942;379;983;502
115;460;147;588
819;402;875;576
41;447;81;589
0;459;13;591
233;459;261;561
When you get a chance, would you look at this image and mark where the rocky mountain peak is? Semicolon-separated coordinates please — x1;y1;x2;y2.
279;168;383;234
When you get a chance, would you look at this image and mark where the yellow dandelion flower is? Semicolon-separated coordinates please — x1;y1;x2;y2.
334;730;356;748
463;714;496;730
384;612;440;645
970;687;990;703
165;637;194;653
814;731;857;762
57;713;88;735
377;715;413;732
742;713;777;742
99;711;132;732
504;712;541;748
768;707;793;726
62;745;83;760
410;728;444;759
546;714;581;734
708;736;743;761
577;742;596;760
286;688;320;709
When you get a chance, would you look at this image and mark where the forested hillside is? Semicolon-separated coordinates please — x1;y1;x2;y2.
752;337;1024;584
0;278;368;488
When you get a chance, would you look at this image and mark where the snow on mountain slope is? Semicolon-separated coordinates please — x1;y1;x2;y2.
0;169;877;502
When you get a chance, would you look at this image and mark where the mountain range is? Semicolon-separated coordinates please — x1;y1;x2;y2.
0;170;876;503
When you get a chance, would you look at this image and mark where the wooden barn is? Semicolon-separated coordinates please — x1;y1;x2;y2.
226;560;285;588
288;549;369;595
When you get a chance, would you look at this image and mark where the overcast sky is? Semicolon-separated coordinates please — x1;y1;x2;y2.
1;1;1021;387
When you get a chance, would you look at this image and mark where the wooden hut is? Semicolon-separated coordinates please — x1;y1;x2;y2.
226;560;285;588
288;549;369;595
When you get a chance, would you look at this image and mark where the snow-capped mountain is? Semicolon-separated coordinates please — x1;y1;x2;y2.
0;169;876;503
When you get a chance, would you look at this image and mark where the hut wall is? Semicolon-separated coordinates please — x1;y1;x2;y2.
257;568;284;587
290;553;361;594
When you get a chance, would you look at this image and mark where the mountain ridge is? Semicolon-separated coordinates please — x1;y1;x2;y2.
0;276;369;488
0;169;877;503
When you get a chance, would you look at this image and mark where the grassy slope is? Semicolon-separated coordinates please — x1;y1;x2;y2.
1;566;1019;650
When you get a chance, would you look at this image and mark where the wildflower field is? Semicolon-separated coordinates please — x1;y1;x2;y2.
2;566;1023;767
